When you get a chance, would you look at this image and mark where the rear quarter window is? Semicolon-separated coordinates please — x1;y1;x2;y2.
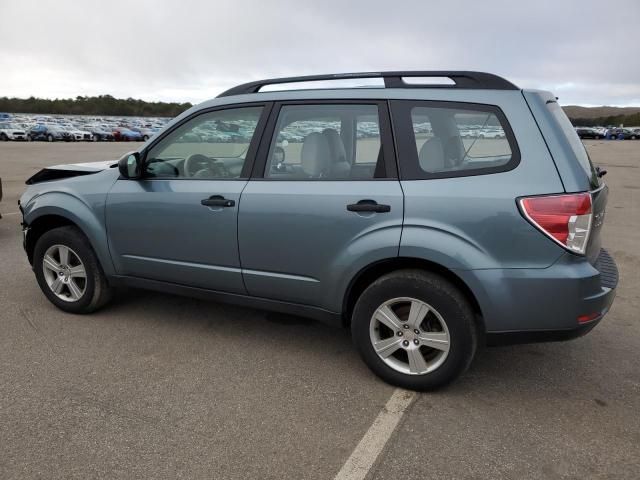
390;100;520;180
546;101;600;188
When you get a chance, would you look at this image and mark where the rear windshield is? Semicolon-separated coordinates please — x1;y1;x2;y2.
546;101;599;188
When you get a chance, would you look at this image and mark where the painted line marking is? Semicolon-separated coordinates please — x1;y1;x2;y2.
334;388;417;480
1;212;19;216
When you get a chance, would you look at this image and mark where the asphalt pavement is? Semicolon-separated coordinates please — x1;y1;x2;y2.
0;141;638;479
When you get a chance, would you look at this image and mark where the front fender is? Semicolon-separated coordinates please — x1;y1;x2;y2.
23;191;115;276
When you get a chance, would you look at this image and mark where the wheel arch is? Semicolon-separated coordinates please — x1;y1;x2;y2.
342;257;485;331
23;200;115;276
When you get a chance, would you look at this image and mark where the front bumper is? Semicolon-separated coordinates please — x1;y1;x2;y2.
457;248;618;344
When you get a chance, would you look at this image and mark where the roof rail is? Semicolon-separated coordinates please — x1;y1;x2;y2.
217;71;518;97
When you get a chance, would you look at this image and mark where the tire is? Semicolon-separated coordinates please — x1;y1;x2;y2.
47;134;54;142
0;133;8;141
631;136;637;140
143;135;149;141
33;226;113;314
92;134;99;142
351;269;477;391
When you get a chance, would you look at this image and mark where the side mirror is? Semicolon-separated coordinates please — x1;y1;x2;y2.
118;152;142;179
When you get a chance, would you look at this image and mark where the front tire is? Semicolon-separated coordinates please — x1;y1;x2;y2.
33;226;113;314
351;270;477;391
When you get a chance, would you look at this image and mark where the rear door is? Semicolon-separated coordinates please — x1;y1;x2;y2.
237;101;403;312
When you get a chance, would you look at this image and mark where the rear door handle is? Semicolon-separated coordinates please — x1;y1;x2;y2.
347;200;391;213
201;195;235;207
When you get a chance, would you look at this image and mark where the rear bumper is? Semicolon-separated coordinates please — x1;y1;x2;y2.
456;248;618;344
485;318;602;346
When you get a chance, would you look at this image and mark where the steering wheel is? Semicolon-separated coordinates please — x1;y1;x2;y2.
184;153;215;177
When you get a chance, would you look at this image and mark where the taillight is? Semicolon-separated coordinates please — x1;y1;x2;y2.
518;192;592;255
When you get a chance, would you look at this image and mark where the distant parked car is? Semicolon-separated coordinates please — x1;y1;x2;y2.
112;127;143;142
63;126;92;141
28;125;73;142
575;127;602;139
130;127;157;141
611;128;638;140
476;129;505;139
86;126;115;142
0;122;29;141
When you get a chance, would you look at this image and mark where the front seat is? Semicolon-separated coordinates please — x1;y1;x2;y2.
323;128;350;179
418;137;446;172
300;132;330;178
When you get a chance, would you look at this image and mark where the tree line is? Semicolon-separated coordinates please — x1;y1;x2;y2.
568;112;640;127
1;95;638;126
0;95;193;118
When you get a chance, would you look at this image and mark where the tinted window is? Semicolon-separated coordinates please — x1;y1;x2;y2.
145;106;263;179
391;101;519;179
265;104;385;180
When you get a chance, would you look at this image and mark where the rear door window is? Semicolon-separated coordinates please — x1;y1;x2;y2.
390;100;520;179
263;103;391;180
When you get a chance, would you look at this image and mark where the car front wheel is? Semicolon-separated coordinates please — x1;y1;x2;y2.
33;226;113;314
351;270;477;391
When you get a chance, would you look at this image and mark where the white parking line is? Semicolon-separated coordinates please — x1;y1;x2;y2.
334;388;416;480
1;212;19;216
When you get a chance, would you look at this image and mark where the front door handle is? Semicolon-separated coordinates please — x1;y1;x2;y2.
347;200;391;213
201;195;235;207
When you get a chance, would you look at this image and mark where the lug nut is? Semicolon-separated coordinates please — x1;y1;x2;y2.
403;324;410;329
413;339;419;345
414;329;420;335
397;331;403;337
402;340;410;347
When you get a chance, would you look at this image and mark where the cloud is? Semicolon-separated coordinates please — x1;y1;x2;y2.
0;0;638;105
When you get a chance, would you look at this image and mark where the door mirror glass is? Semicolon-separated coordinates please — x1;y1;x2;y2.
118;152;142;179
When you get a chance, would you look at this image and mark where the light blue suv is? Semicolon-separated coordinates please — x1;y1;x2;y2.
19;72;618;390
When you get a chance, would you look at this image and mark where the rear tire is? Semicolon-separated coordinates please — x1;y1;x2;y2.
33;226;113;314
1;133;8;141
351;269;477;391
47;134;54;142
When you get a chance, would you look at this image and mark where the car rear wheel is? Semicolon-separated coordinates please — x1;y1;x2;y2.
92;134;99;142
143;135;149;141
351;269;477;390
33;226;113;314
47;134;53;142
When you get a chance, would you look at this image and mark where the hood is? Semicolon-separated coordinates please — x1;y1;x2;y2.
26;160;117;185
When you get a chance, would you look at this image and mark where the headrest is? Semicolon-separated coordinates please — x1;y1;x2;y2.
301;132;330;177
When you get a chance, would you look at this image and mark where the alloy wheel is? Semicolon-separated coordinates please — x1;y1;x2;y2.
370;297;450;375
42;244;87;302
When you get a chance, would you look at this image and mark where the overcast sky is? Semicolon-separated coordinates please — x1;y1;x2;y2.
1;0;638;106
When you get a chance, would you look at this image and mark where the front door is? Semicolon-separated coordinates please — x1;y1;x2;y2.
106;104;268;293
